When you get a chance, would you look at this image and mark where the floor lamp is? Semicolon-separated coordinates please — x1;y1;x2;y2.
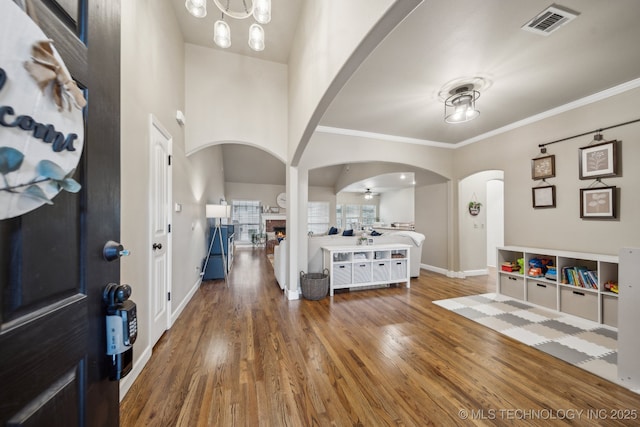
203;204;231;286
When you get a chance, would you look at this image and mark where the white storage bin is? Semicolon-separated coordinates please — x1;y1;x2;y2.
353;262;372;283
373;261;390;282
390;260;407;280
333;263;352;286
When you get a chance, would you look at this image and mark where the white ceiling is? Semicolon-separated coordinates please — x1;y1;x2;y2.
341;172;415;194
176;0;640;191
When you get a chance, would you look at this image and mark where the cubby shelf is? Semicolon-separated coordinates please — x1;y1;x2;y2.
497;246;619;327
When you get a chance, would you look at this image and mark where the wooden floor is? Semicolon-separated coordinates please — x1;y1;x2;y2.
120;248;639;426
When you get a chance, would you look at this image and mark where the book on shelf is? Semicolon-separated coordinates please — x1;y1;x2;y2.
561;266;598;289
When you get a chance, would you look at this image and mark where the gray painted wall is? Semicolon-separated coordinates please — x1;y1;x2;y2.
454;86;640;256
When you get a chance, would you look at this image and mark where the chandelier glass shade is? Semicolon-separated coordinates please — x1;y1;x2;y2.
213;20;231;48
444;86;480;124
186;0;271;51
185;0;207;18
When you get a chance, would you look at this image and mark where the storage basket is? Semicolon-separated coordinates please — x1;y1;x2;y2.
300;269;329;300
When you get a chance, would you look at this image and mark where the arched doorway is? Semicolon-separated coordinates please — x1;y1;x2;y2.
458;170;504;275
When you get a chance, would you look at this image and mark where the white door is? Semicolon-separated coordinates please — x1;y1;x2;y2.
149;116;172;347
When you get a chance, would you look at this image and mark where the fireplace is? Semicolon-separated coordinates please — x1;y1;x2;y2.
273;226;286;240
264;215;286;254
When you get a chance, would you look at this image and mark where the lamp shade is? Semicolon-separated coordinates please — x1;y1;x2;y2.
206;204;229;218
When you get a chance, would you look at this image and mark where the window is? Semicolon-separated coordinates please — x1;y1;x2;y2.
361;205;376;226
345;204;360;230
336;204;377;230
231;200;261;243
308;202;329;235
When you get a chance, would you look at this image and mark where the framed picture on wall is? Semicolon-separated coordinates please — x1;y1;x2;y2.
532;185;556;208
580;186;617;219
531;154;555;180
579;140;619;180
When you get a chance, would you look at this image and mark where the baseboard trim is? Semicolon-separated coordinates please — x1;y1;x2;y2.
171;277;201;325
119;344;152;401
463;269;489;277
287;288;300;300
120;278;201;400
420;263;448;276
420;264;470;278
421;264;463;278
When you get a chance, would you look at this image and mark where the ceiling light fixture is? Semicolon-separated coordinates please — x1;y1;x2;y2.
444;85;480;124
364;189;373;200
185;0;271;51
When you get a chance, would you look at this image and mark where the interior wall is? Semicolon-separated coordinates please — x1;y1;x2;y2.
120;0;202;396
288;0;418;163
225;182;286;211
301;132;454;181
184;45;288;160
415;182;449;271
380;188;415;224
455;87;640;256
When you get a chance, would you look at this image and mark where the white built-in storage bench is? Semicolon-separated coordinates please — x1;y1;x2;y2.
322;244;411;296
497;246;619;326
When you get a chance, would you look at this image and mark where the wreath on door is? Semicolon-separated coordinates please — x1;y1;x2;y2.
0;1;86;220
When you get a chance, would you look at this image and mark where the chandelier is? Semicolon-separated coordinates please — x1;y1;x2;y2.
185;0;271;52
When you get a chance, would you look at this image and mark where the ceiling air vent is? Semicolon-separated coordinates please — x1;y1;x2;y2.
521;5;579;36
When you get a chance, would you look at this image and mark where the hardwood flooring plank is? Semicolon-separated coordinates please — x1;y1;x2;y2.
121;248;640;426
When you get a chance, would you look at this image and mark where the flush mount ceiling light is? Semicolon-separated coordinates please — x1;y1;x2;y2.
185;0;271;51
443;85;480;124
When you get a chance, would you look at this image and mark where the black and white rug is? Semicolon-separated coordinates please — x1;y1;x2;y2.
433;293;639;394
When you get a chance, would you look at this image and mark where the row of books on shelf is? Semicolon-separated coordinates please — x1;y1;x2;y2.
561;266;598;289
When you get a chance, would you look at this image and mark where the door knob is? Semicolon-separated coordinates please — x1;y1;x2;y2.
152;243;163;250
103;240;131;262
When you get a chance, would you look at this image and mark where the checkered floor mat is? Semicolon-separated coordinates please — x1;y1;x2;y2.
433;293;639;394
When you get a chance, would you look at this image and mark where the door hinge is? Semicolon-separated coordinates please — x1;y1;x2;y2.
168;155;172;166
168;224;171;233
167;292;171;301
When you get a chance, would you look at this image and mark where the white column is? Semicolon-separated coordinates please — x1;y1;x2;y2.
285;166;303;299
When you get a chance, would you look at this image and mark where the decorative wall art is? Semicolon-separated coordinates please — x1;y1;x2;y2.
579;140;619;180
468;201;482;216
532;185;556;208
0;1;86;220
580;186;617;219
531;154;555;180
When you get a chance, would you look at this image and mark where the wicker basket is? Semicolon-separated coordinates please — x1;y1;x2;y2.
300;269;329;300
